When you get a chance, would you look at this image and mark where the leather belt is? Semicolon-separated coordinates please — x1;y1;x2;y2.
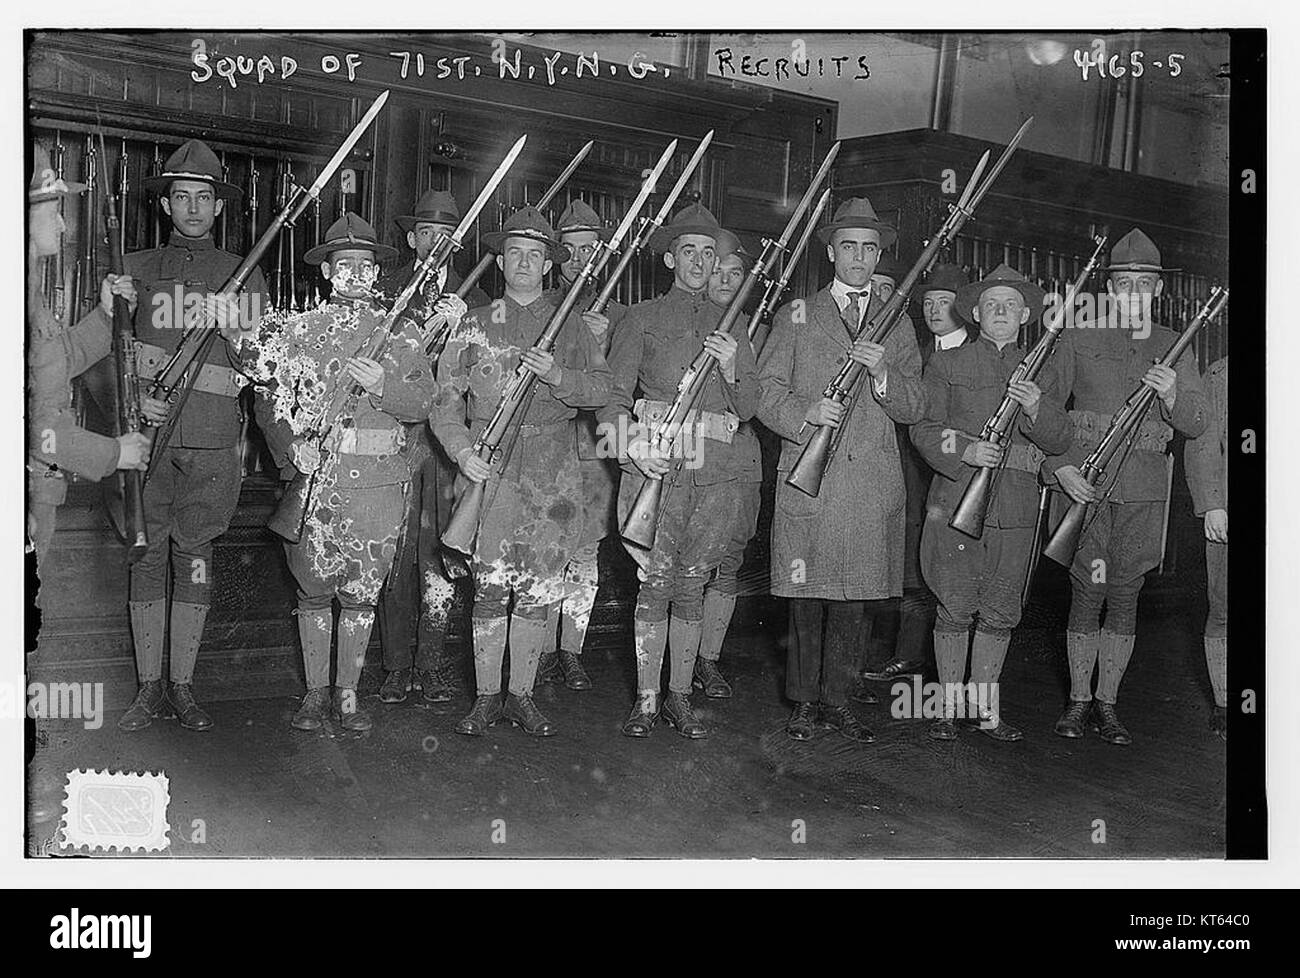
134;340;248;399
324;426;405;456
1071;408;1169;454
635;398;738;444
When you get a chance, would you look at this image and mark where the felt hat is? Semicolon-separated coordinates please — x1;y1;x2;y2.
816;196;898;250
919;262;969;295
304;212;398;265
395;189;461;234
956;262;1046;320
141;139;241;199
482;205;568;263
555;199;613;242
1104;227;1178;272
28;143;85;204
648;201;738;255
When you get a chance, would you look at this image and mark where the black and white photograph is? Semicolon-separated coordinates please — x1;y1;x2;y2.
5;7;1289;909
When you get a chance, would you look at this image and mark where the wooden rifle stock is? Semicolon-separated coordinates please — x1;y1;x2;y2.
1042;286;1228;565
949;235;1107;538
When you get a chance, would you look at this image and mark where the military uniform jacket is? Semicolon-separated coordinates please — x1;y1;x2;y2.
243;298;435;489
431;292;612;461
1043;320;1209;504
27;288;120;505
545;283;627;463
597;285;759;487
757;287;926;599
911;335;1074;529
128;232;269;449
1185;355;1227;515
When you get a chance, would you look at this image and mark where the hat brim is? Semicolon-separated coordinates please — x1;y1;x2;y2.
482;228;568;263
142;173;242;200
558;224;615;243
816;220;898;251
395;214;461;234
648;222;739;256
1102;262;1180;273
956;279;1047;321
304;239;400;266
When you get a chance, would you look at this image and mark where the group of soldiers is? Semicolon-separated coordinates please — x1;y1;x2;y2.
27;134;1229;748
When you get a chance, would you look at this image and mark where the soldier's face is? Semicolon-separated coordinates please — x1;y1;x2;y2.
1107;271;1164;321
161;180;222;239
664;234;717;292
560;230;601;284
972;286;1030;343
708;253;746;306
923;290;959;336
408;221;456;262
323;249;378;298
29;199;65;257
871;274;896;304
827;229;881;288
497;236;552;292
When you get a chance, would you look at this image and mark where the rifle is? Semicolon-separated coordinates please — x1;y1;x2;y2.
96;130;149;561
746;181;833;356
454;139;595;302
1042;286;1229;566
621;144;841;550
143;90;390;478
948;234;1107;538
441;137;679;558
582;130;715;317
269;134;528;544
69;134;98;322
787;117;1035;498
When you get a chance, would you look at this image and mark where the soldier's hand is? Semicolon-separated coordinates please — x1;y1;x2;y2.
962;439;1004;469
1054;464;1098;505
290;439;320;475
1143;363;1177;408
116;432;151;471
99;274;137;317
457;447;492;484
850;338;888;379
1204;508;1228;544
805;398;846;429
704;331;739;384
582;311;611;342
1006;379;1042;422
347;356;386;397
521;347;562;385
434;294;467;326
139;395;170;426
628;436;671;480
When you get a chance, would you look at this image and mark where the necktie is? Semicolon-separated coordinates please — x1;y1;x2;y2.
841;291;866;336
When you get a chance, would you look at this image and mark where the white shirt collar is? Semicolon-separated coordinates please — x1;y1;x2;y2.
934;328;966;351
829;278;873;324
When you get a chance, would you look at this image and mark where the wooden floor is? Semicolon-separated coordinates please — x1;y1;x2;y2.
26;568;1225;859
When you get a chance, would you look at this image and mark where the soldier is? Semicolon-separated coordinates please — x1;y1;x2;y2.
693;238;762;699
372;190;483;708
757;197;926;744
117;139;269;733
1045;228;1208;745
861;264;972;686
432;206;611;738
600;203;757;739
241;213;436;732
910;264;1074;741
537;200;624;692
1185;355;1228;740
869;251;902;305
27;144;156;574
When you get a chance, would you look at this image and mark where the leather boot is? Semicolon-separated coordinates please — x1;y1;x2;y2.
537;650;563;685
333;687;373;732
786;702;817;741
821;703;875;743
622;691;658;738
1091;700;1133;746
118;679;168;732
413;667;454;704
504;692;557;737
291;688;329;731
558;650;592;690
379;668;412;704
661;690;708;739
167;682;213;731
1054;699;1091;739
693;656;732;699
1210;705;1227;741
455;693;504;736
